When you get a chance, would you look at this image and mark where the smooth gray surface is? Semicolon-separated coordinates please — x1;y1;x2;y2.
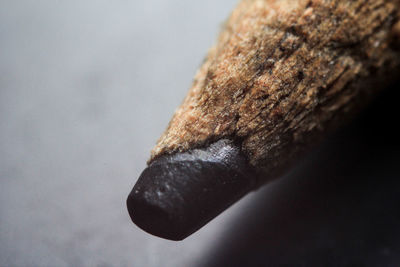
0;1;249;266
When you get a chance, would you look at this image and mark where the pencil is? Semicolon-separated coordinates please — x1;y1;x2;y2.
127;0;400;241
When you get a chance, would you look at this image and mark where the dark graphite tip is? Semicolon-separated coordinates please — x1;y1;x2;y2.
126;139;259;241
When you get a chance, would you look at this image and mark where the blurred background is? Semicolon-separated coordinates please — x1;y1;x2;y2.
1;0;400;266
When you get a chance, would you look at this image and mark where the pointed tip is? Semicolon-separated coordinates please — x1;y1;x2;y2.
126;139;258;240
127;183;185;241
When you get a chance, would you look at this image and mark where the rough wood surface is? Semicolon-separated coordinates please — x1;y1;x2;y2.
150;0;400;180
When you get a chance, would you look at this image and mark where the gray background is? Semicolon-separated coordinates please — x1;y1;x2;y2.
0;0;245;266
2;1;400;266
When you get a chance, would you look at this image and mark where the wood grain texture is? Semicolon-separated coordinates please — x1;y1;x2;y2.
150;0;400;181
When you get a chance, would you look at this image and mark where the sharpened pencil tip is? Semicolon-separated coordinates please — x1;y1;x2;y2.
126;139;258;240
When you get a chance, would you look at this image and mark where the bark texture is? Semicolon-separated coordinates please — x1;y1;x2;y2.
150;0;400;179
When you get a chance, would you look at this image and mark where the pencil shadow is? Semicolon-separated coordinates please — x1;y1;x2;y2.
197;83;400;267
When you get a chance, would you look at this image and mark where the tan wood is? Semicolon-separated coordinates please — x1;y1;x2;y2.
150;0;400;181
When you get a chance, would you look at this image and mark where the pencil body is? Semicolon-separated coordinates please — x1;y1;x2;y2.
128;0;400;240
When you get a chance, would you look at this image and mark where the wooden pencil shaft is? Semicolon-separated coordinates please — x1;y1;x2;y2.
127;0;400;240
151;0;400;180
